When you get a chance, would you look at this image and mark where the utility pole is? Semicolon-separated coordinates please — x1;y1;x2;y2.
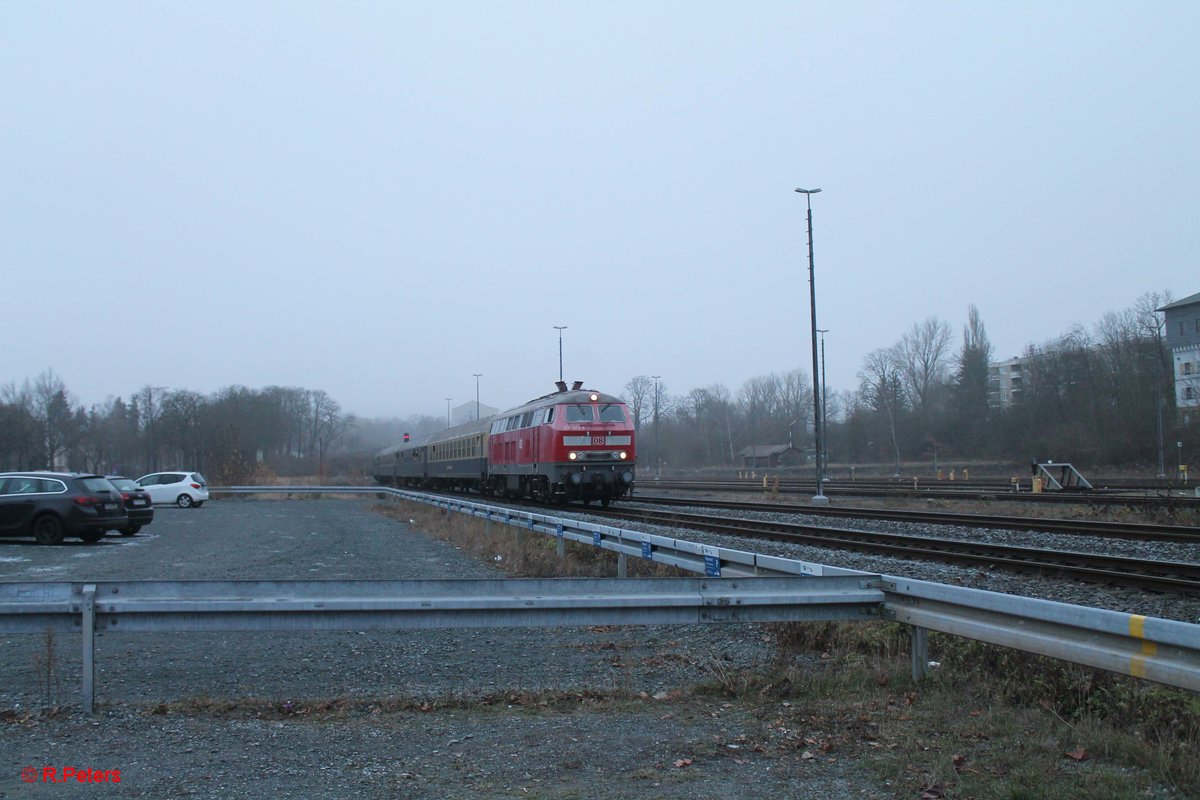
652;375;662;479
817;328;829;479
795;187;828;505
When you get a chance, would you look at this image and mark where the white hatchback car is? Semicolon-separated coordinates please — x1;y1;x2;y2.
136;471;209;508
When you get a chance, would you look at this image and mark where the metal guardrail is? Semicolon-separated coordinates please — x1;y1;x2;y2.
0;575;884;712
0;485;1196;713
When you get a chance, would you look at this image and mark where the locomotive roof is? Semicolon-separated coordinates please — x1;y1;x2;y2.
498;387;626;416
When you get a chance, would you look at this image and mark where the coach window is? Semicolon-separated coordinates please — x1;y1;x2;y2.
564;404;594;422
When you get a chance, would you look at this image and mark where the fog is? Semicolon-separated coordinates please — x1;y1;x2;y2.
3;3;1195;419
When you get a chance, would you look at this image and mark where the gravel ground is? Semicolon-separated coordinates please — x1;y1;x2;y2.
0;498;890;799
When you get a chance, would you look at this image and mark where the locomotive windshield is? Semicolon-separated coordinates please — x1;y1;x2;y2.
563;404;595;422
598;404;626;422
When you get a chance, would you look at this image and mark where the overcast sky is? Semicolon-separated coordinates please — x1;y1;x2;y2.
3;2;1195;419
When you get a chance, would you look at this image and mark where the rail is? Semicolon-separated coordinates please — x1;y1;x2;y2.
0;485;1194;713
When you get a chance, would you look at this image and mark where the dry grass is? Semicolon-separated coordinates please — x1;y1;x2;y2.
373;502;689;579
369;497;1200;799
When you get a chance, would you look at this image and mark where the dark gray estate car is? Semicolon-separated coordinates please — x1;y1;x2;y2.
0;472;128;544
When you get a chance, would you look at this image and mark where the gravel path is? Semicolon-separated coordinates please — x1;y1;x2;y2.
0;498;888;798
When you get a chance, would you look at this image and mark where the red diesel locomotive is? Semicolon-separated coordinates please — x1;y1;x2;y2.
373;381;637;505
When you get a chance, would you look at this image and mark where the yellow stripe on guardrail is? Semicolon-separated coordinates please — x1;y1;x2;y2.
1128;614;1158;678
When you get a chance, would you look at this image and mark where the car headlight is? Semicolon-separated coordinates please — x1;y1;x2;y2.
568;452;578;461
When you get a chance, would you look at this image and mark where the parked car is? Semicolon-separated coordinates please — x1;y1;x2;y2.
105;476;155;535
136;471;209;508
0;472;128;545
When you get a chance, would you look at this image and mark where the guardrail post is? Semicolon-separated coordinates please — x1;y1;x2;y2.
909;625;929;681
80;584;97;714
617;553;627;578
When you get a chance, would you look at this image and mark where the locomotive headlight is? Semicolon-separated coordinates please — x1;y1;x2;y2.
568;451;578;461
589;393;599;401
618;451;628;460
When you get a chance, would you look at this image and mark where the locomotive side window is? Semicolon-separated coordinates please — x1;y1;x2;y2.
564;404;595;422
545;407;555;424
598;404;625;422
520;411;533;428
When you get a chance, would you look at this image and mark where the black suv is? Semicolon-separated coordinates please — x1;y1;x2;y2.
0;472;128;545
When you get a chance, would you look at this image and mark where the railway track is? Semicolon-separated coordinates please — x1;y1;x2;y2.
588;506;1200;594
581;503;1200;596
630;494;1200;543
668;475;1194;492
408;489;1195;594
642;479;1200;509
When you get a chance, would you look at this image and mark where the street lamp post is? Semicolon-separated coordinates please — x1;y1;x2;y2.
795;187;828;505
473;374;482;421
445;398;451;429
817;328;828;480
652;375;662;479
554;326;568;382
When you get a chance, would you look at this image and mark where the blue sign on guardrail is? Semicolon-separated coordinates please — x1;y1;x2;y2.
702;545;721;577
593;531;602;547
555;523;563;539
641;542;653;560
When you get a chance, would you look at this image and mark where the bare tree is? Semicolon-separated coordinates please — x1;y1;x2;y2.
858;347;904;475
308;390;351;476
133;385;169;471
623;376;654;432
160;390;206;468
0;382;39;469
32;370;79;468
897;317;952;418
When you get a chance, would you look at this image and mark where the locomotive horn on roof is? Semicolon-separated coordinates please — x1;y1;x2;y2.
571;381;584;390
555;381;568;392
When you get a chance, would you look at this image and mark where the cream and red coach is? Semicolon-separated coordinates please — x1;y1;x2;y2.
373;381;637;506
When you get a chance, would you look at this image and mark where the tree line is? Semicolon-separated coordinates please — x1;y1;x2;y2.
633;291;1190;474
3;291;1187;480
0;377;355;482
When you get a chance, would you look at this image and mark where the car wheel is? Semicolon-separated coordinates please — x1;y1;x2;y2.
119;525;141;536
79;530;105;544
176;494;194;508
33;516;66;545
